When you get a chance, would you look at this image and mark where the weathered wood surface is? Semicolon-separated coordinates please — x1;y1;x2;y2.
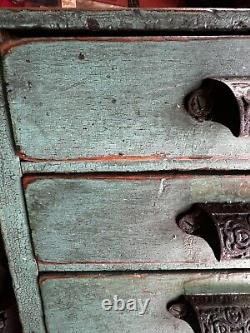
25;175;250;271
4;37;250;166
0;59;45;331
21;159;250;173
0;9;250;32
40;272;250;333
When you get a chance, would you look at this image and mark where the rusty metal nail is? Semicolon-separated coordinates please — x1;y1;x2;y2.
177;214;199;234
187;89;211;122
168;303;187;319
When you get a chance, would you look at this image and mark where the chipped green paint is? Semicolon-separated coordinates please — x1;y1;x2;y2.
20;159;250;173
1;10;250;333
0;9;250;32
40;272;250;333
25;175;250;271
0;59;45;331
4;37;250;166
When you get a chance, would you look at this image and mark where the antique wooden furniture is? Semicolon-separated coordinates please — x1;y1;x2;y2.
0;8;250;333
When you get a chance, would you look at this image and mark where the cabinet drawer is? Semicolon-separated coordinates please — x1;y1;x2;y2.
3;37;250;168
24;174;250;271
40;272;250;333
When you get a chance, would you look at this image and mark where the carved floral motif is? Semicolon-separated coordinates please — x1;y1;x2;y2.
168;295;250;333
198;307;250;333
216;214;250;259
177;203;250;261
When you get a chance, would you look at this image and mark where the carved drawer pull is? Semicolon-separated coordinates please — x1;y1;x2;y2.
185;77;250;137
177;203;250;260
168;294;250;333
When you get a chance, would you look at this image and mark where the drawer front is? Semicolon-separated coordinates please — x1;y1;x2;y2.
3;37;250;165
40;272;250;333
24;174;250;271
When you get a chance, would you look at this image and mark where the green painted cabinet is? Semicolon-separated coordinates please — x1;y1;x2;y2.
0;9;250;333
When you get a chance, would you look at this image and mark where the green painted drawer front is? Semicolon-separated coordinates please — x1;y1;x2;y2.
4;37;250;165
40;272;250;333
24;174;250;271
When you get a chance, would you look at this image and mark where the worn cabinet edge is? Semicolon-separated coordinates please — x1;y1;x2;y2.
37;261;250;272
0;9;250;32
0;57;45;332
38;271;250;288
21;159;250;173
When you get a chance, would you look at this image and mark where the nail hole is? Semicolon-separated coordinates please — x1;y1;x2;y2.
78;53;85;60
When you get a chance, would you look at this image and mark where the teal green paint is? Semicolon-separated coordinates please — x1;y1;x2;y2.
25;175;250;271
40;272;250;333
0;58;45;332
0;11;249;333
4;38;250;162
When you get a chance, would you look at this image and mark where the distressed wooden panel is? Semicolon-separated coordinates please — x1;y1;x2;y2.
40;272;250;333
24;175;250;271
21;159;250;173
0;59;45;331
3;37;250;165
1;9;250;32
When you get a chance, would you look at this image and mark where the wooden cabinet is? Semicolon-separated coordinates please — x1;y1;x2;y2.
0;8;250;333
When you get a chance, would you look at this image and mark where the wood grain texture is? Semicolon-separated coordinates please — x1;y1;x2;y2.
25;175;250;271
0;59;45;331
40;272;250;333
4;37;250;165
0;9;250;32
